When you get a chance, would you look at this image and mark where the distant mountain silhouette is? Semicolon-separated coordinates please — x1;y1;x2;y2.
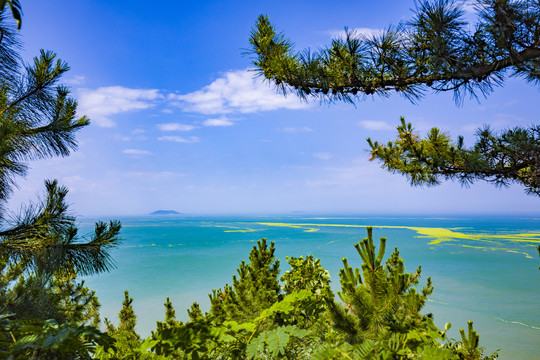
150;210;181;215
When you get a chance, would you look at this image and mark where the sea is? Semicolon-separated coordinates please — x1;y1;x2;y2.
82;215;540;359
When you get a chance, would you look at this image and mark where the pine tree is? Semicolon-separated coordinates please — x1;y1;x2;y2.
328;227;433;344
248;0;540;195
281;255;333;330
209;238;281;323
250;0;540;102
97;291;149;359
156;297;182;331
150;298;184;359
142;234;497;359
0;261;101;325
281;255;331;296
0;8;121;324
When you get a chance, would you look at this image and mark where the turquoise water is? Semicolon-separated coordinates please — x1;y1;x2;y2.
83;216;540;359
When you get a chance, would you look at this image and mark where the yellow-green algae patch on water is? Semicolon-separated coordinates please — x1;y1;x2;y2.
207;224;262;233
426;238;455;245
257;222;540;258
410;226;540;243
121;243;184;249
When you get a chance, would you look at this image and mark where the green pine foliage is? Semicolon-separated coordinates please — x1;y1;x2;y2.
0;262;101;325
49;267;101;327
0;180;120;324
0;180;121;278
0;10;121;278
141;241;329;359
368;118;540;196
280;255;335;342
281;255;331;296
327;227;434;345
442;321;499;360
156;297;182;331
96;291;153;360
249;0;540;102
0;314;114;359
209;238;281;323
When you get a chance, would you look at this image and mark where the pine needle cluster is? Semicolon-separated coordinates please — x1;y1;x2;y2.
368;118;540;195
209;238;281;323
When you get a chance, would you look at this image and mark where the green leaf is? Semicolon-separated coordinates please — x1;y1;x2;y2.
266;327;290;356
311;347;343;360
246;332;266;359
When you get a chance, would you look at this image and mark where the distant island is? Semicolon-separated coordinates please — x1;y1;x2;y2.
150;210;181;215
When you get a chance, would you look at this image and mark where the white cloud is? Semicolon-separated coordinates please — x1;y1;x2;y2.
359;120;394;130
65;75;86;86
158;136;200;143
313;152;333;160
123;149;152;155
203;117;234;127
329;27;384;40
169;69;309;114
77;86;162;127
282;127;314;133
157;123;196;131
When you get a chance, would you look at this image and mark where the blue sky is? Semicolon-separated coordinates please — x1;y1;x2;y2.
7;0;540;216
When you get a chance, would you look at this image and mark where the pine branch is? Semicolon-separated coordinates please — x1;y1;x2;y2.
249;1;540;102
0;180;121;276
368;118;540;196
0;48;89;202
1;50;69;116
